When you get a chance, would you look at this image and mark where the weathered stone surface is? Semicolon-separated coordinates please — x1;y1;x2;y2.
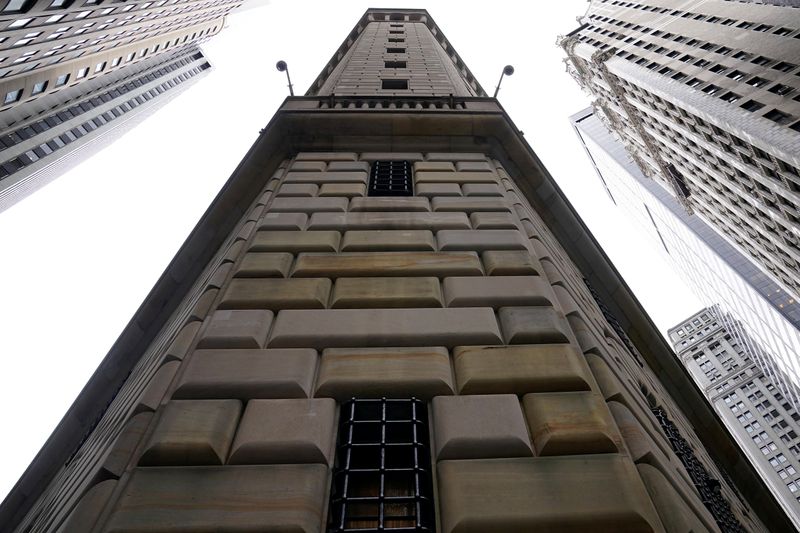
269;308;502;349
289;160;326;172
498;306;571;344
432;394;533;460
453;344;593;395
188;288;218;322
219;278;331;310
482;250;541;276
250;231;340;253
456;160;494;172
331;277;443;308
638;464;716;533
229;398;337;465
101;413;153;478
416;183;462;197
270;197;348;213
234;252;293;278
284;171;367;184
197;310;273;349
523;392;620;456
316;347;454;399
437;230;528;251
258;212;308;231
207;263;233;289
349;197;430;212
443;276;554;308
341;230;435;252
327;160;369;172
104;465;328;533
437;456;662;533
432;197;511;213
461;183;504;197
276;183;318;197
135;361;180;414
292;252;484;278
415;171;497;184
318;183;366;197
296;151;357;161
163;321;201;361
470;212;518;229
413;161;456;172
308;212;470;231
57;480;117;533
174;349;317;400
139;400;242;466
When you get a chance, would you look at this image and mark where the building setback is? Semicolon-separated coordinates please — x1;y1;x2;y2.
560;0;800;305
670;308;800;527
0;8;793;533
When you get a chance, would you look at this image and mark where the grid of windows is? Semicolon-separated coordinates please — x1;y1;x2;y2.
368;160;413;196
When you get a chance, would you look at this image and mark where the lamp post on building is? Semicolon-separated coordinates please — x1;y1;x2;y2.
276;60;294;96
493;65;515;98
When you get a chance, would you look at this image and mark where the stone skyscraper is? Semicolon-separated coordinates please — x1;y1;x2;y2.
0;8;792;532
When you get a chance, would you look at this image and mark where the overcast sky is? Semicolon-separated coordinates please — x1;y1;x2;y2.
0;0;701;500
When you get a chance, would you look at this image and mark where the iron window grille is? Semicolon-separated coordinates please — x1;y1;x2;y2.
327;398;435;532
368;161;413;196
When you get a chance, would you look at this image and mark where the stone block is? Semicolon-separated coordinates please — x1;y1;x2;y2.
104;465;328;533
470;212;518;229
360;152;424;161
258;212;308;231
219;278;331;310
229;398;336;465
432;394;533;461
350;197;430;212
523;392;620;456
164;321;201;361
296;151;357;161
416;183;462;197
270;197;348;213
432;197;511;213
427;152;487;162
319;183;366;197
413;161;456;172
331;277;443;308
289;160;326;172
57;480;117;533
188;289;218;322
284;171;368;184
269;308;502;349
437;230;528;251
207;263;233;289
341;230;435;252
453;344;593;395
456;160;494;172
174;348;317;400
638;464;716;533
308;212;470;231
316;347;454;399
415;171;497;184
250;231;340;253
135;361;179;414
461;183;503;196
276;183;318;197
437;455;662;533
234;252;293;278
197;310;273;349
292;252;484;278
499;306;571;344
482;250;541;276
443;276;554;308
328;160;369;172
101;413;153;478
139;400;241;466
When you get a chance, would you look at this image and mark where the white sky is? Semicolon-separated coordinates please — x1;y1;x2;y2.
0;0;701;501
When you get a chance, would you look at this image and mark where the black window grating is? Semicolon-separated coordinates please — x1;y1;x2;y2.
369;161;413;196
327;398;435;532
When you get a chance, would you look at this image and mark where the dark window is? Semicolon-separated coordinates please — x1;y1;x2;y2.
327;398;435;532
386;48;405;54
764;109;793;125
773;61;797;73
369;160;413;196
720;91;740;103
769;84;793;96
381;79;408;90
741;99;765;112
385;61;406;68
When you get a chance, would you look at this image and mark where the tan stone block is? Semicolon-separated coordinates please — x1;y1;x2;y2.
327;160;369;172
499;306;571;344
427;152;487;162
197;309;273;349
276;183;318;197
308;212;470;231
139;400;241;466
207;263;233;289
470;212;518;229
415;171;497;184
270;308;502;349
101;413;153;478
174;349;317;400
456;160;494;172
414;161;456;172
437;456;662;533
318;183;366;197
284;171;368;184
219;278;331;310
461;183;503;196
235;221;256;242
437;229;528;251
523;392;620;456
258;212;308;231
416;183;462;197
135;361;180;414
331;277;443;308
234;252;293;278
482;250;541;275
638;464;716;533
188;288;218;322
222;240;246;264
432;197;511;213
350;197;430;212
289;160;326;172
443;276;554;308
229;398;336;465
250;230;340;253
341;230;435;252
316;347;454;400
104;465;328;533
57;480;117;533
432;394;533;460
292;252;484;278
296;151;357;161
453;344;593;395
360;151;424;161
164;321;201;361
270;197;347;213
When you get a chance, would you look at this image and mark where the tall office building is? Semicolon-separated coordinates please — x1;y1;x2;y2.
670;308;800;527
0;8;793;532
560;0;800;305
0;0;249;210
571;107;800;407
